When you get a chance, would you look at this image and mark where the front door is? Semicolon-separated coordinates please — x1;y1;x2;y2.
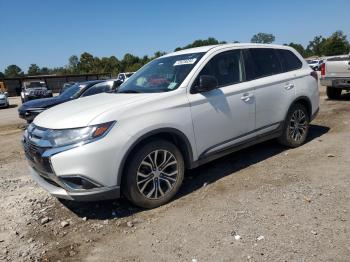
188;49;256;157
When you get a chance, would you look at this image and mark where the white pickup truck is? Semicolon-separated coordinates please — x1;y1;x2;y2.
320;54;350;99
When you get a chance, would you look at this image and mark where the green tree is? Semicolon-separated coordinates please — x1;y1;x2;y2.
0;72;4;78
99;56;121;75
153;51;166;58
251;33;275;44
306;36;326;56
68;55;79;73
79;52;95;73
27;64;41;75
286;42;306;57
174;37;226;51
40;67;50;75
322;31;350;56
4;65;23;77
121;53;140;72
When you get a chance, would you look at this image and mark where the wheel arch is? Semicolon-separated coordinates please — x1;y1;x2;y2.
117;128;194;186
287;96;312;120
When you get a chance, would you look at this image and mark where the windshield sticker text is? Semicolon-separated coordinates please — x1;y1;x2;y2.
174;58;197;66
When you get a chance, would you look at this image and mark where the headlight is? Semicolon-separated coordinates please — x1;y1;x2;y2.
46;121;115;147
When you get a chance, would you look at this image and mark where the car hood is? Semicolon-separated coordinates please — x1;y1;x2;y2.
20;96;69;110
34;93;153;129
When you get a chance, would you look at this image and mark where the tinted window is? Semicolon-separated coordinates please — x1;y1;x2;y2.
278;49;302;72
82;82;112;97
195;50;244;87
249;48;282;78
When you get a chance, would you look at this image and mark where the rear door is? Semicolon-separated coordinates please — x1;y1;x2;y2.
245;48;296;131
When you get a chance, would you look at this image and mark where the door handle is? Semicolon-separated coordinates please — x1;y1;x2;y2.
241;93;253;102
284;83;294;90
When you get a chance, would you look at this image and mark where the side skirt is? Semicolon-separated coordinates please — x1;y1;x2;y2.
189;126;283;169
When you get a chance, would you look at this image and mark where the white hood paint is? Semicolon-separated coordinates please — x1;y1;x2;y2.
34;93;154;129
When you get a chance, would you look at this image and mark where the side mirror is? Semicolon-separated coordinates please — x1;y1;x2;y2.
195;75;218;93
4;92;8;96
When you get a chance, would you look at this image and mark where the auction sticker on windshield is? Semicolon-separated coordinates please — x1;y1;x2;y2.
174;58;197;66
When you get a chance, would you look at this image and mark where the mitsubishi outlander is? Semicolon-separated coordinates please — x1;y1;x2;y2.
22;44;319;208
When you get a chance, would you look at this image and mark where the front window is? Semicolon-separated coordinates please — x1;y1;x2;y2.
118;52;204;93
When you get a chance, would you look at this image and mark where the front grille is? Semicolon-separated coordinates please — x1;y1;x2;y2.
23;124;54;174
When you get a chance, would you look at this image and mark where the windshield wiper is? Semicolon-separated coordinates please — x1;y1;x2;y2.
117;90;140;93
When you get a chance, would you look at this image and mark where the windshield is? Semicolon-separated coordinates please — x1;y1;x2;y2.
59;83;85;99
25;82;46;88
118;52;204;93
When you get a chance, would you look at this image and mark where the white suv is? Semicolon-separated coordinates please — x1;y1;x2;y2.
23;44;319;208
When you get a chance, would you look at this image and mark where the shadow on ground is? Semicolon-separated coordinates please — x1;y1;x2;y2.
59;124;330;220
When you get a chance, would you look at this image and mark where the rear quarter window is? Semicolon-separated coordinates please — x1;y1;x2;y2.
277;49;302;72
247;48;282;79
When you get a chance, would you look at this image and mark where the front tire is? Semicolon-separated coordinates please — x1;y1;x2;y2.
122;139;185;209
278;103;310;148
326;86;342;100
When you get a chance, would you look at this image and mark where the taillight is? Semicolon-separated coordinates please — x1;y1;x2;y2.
310;71;318;81
321;63;325;76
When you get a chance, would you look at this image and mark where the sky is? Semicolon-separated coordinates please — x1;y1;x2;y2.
0;0;349;72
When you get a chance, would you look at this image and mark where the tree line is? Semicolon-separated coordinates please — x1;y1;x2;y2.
1;31;349;78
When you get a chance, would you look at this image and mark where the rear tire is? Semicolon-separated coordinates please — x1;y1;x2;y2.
278;103;310;148
122;139;185;209
326;86;342;100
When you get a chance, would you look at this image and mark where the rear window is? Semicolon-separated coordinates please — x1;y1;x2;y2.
248;48;282;79
278;49;302;72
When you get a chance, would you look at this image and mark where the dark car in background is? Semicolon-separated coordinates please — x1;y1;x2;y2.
18;79;120;122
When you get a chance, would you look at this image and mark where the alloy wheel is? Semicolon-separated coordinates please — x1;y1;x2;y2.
288;109;307;142
136;150;179;200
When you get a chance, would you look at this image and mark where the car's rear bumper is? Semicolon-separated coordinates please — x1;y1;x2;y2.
320;77;350;88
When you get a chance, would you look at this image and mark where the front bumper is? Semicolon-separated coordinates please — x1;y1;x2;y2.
22;123;132;201
24;143;121;201
29;166;120;201
320;77;350;88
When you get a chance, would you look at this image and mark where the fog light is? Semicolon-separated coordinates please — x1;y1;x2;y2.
60;176;102;190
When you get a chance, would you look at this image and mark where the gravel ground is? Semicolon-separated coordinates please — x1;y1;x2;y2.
0;85;349;262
